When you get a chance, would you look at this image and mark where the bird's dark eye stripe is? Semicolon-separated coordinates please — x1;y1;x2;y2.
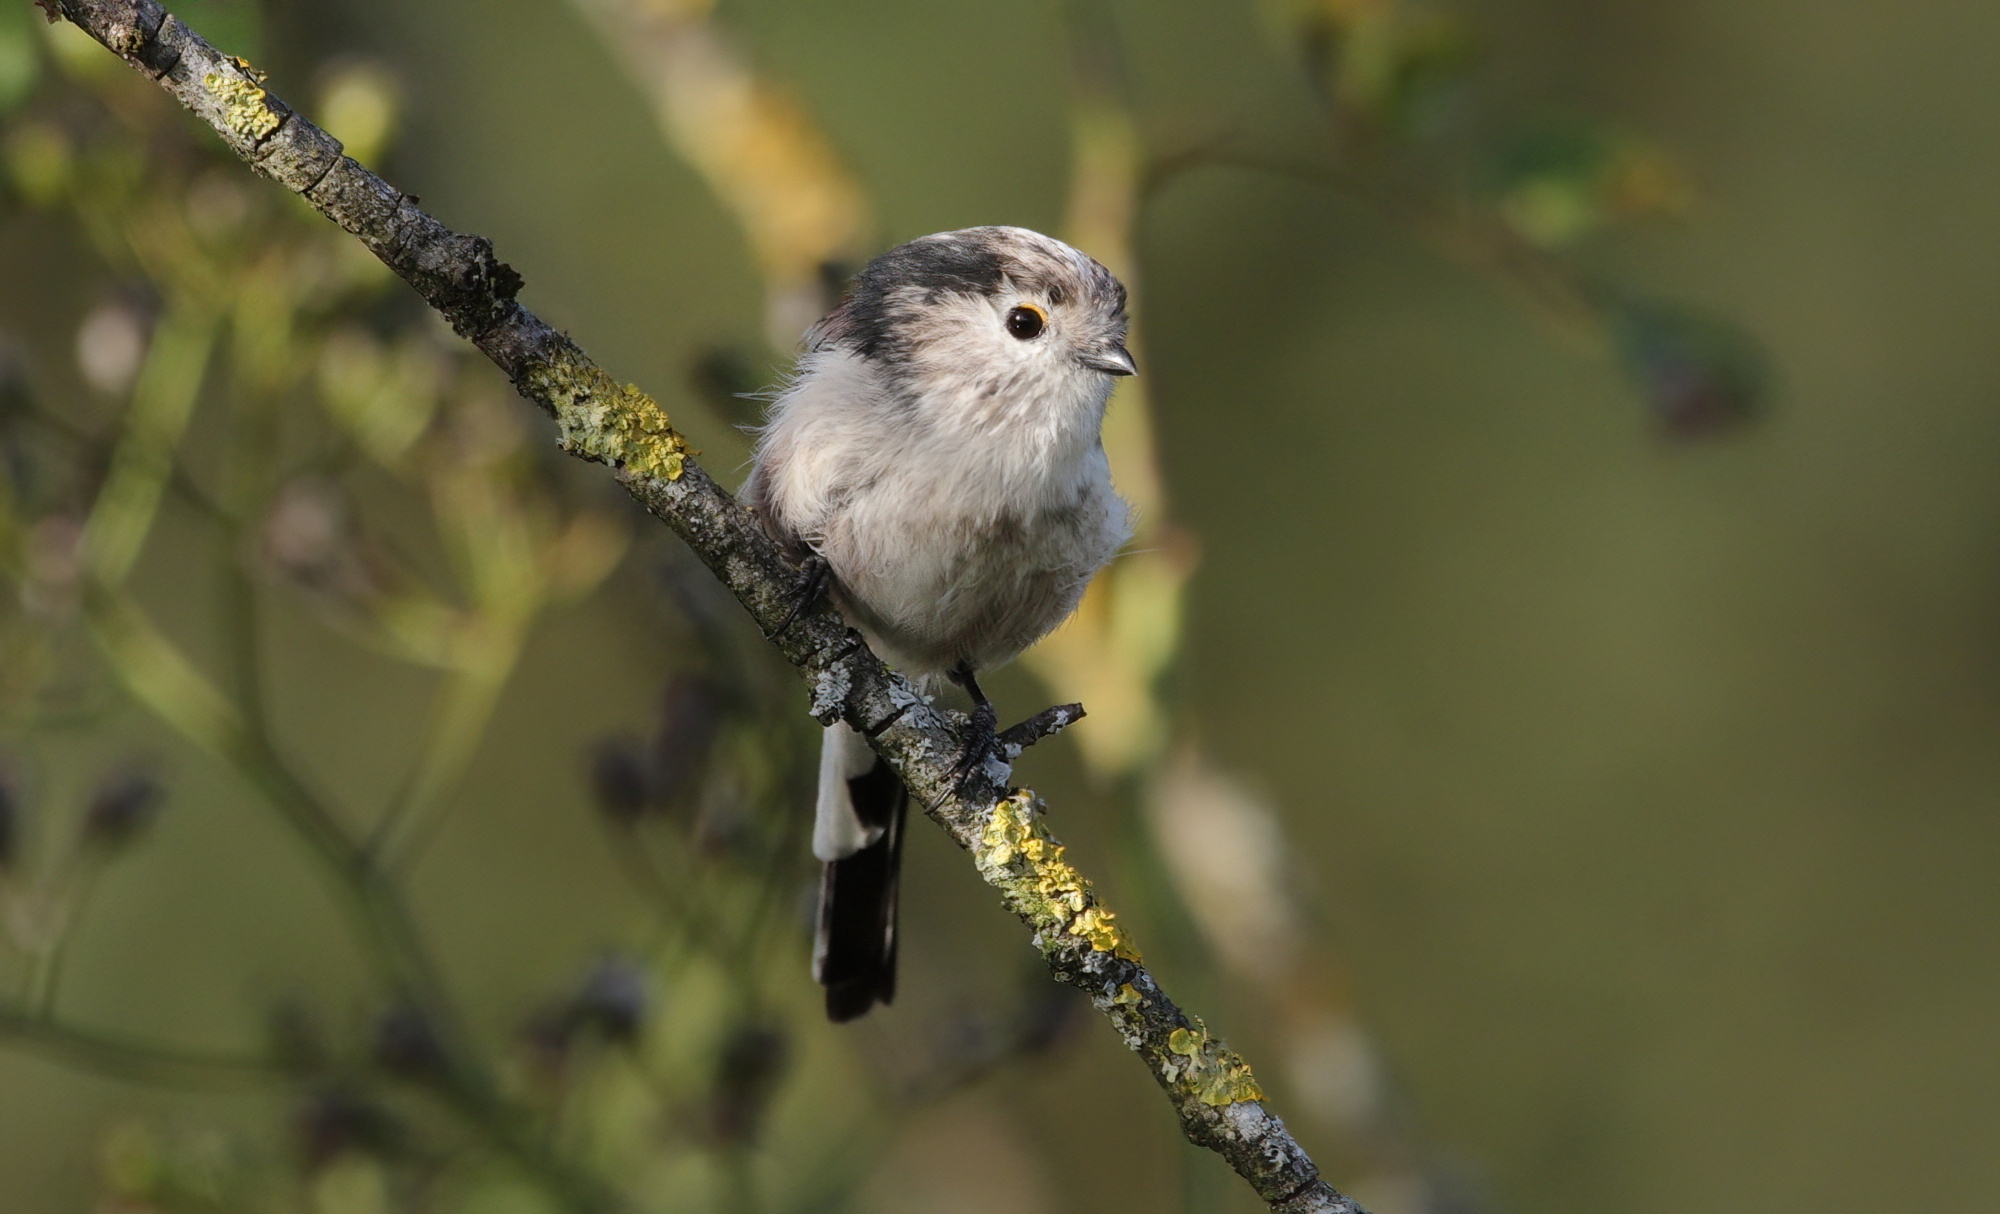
1005;304;1046;340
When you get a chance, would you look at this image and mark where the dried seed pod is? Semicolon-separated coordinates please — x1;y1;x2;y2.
294;1085;403;1171
519;953;650;1072
572;954;647;1045
78;765;163;853
647;673;727;809
370;1003;448;1081
587;737;650;824
710;1023;787;1146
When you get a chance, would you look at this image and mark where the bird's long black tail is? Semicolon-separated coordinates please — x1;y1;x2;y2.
814;758;907;1022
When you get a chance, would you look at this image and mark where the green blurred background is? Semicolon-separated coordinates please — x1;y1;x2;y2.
2;1;1997;1212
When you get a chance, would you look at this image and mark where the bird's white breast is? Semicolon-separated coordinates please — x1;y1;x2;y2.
746;348;1129;676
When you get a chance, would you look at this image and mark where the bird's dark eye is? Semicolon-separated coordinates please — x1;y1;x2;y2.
1005;304;1047;340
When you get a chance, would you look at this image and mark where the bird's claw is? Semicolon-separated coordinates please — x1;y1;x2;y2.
765;553;830;641
947;701;1085;801
950;698;1000;794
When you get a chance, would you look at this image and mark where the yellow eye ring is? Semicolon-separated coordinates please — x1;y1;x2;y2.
1005;304;1047;340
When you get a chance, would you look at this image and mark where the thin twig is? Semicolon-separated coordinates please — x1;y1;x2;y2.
44;4;1363;1208
21;861;106;1018
0;997;281;1089
81;522;620;1211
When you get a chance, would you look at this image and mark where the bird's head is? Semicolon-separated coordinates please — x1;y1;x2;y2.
809;226;1134;431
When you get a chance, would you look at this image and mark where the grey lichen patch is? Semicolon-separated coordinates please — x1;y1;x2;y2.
1162;1019;1266;1108
974;792;1141;963
524;356;690;482
808;662;852;724
875;680;928;734
1100;982;1151;1050
202;70;282;142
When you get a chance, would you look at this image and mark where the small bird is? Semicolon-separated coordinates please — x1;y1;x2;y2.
741;226;1135;1021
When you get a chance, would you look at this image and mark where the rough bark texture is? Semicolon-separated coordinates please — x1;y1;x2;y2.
46;3;1367;1210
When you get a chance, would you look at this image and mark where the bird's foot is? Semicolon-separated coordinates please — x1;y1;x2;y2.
949;696;1000;794
945;663;1004;795
940;664;1087;801
765;552;830;641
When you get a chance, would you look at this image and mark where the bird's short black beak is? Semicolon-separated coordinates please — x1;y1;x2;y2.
1081;343;1137;377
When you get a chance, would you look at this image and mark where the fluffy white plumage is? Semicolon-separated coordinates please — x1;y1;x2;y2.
744;229;1132;677
739;226;1134;1018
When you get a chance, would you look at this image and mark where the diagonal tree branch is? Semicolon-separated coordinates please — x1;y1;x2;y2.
41;3;1365;1209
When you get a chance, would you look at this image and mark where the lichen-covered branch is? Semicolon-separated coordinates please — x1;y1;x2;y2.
42;3;1364;1209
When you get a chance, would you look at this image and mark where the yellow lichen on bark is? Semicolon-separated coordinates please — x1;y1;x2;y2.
1071;905;1133;957
1162;1019;1267;1107
974;793;1141;963
203;72;282;142
524;357;690;481
1195;1059;1266;1107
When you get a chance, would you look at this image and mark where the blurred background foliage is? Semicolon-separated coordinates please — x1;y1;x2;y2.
1;0;1996;1212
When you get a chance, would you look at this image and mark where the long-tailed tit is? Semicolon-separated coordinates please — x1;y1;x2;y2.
741;226;1135;1020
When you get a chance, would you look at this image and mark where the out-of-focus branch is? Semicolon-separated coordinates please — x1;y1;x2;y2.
1225;0;1764;439
566;0;870;348
0;997;280;1088
1018;0;1194;777
41;2;1362;1208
